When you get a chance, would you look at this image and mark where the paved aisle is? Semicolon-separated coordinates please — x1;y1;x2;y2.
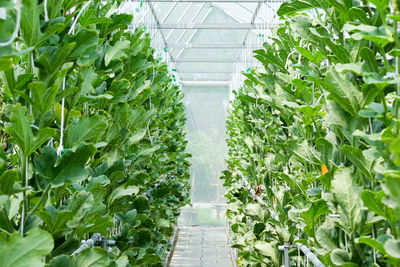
169;226;234;267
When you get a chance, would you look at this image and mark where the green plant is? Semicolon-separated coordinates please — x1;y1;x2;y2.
223;0;400;266
0;0;190;266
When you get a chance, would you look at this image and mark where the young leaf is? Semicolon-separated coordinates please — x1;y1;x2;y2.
342;145;372;179
34;144;96;186
6;104;55;156
72;248;110;267
108;185;139;205
0;228;54;267
65;115;107;148
66;191;94;228
104;40;130;66
331;167;363;234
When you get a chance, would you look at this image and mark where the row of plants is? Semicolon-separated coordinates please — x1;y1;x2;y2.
0;0;190;266
222;0;400;266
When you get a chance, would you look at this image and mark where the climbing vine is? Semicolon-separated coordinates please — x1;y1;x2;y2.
223;0;400;266
0;0;190;266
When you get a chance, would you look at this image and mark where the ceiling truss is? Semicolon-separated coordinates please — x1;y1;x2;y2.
138;0;285;87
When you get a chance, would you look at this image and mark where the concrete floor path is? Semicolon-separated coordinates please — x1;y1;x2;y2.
169;226;234;267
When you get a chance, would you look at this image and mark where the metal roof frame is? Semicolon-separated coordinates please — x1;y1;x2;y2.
167;43;261;48
135;0;286;87
157;23;276;29
144;0;283;2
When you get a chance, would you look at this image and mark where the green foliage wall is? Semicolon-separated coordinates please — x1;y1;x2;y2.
223;0;400;266
0;0;190;266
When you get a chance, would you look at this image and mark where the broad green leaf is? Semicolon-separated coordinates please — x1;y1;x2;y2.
34;144;96;186
316;225;337;250
357;236;387;255
37;206;73;237
342;145;372;179
291;140;321;164
6;104;55;156
65;115;107;148
296;46;326;64
81;17;113;26
105;40;130;66
109;78;130;102
331;167;363;234
348;7;371;24
29;81;58;115
301;200;329;236
322;68;363;117
129;129;147;145
344;24;392;47
137;145;161;157
79;67;98;96
115;256;129;267
157;218;170;228
0;170;21;195
361;190;386;218
384;239;400;258
48;255;71;267
366;0;389;10
335;62;365;75
20;0;42;46
359;47;379;73
254;240;277;262
330;249;354;266
66;191;94;228
108;185;139;205
76;214;114;237
382;172;400;213
72;248;110;267
67;29;99;59
245;203;264;220
0;228;53;267
277;0;325;17
315;138;333;167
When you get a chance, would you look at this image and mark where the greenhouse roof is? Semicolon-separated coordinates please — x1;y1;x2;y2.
122;0;286;88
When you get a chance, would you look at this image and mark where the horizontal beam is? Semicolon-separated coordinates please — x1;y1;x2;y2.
181;81;230;87
144;0;284;2
158;23;276;30
174;58;239;63
179;70;233;74
174;58;261;63
167;43;263;49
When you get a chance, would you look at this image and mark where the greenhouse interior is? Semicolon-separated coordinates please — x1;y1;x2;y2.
1;0;400;266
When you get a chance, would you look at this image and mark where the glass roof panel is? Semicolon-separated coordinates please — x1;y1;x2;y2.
122;0;286;88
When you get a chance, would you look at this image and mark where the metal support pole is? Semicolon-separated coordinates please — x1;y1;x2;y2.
175;7;212;58
295;243;325;267
278;243;291;267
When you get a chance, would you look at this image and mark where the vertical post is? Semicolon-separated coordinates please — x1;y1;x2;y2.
278;243;291;267
284;243;290;267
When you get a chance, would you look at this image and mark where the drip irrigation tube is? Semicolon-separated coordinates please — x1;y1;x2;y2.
295;243;325;267
71;233;116;255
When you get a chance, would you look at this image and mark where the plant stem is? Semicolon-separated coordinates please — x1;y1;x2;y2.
393;21;400;119
27;184;51;217
20;154;28;236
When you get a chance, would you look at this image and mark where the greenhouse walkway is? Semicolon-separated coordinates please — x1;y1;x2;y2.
169;226;234;267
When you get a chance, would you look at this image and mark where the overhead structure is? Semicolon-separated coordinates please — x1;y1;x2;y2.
121;0;285;91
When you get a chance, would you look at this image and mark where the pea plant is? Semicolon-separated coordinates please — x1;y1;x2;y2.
0;0;190;266
223;0;400;266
